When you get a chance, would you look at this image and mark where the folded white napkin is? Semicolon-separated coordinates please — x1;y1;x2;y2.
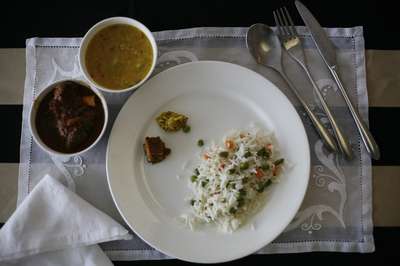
0;175;132;265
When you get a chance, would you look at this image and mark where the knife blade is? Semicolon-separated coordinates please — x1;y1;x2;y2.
295;0;381;160
295;0;337;68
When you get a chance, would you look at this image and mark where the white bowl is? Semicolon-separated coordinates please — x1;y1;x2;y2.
79;17;158;93
29;79;108;157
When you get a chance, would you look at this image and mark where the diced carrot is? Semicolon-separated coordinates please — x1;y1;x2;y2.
82;95;96;107
203;154;210;160
272;164;281;176
255;168;264;178
267;143;273;151
225;140;235;150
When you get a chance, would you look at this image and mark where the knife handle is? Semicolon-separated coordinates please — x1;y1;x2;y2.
330;68;381;160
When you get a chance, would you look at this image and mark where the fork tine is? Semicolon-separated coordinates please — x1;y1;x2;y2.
283;6;297;37
275;9;289;37
278;8;293;38
273;11;284;38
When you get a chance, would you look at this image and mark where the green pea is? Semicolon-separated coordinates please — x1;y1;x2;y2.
239;162;249;170
274;158;285;166
201;180;208;187
256;180;272;193
219;151;229;158
190;199;195;206
197;139;204;147
237;197;245;208
261;163;270;171
182;125;191;133
228;168;236;175
244;151;252;158
191;175;198;182
226;181;235;189
194;168;200;175
257;147;266;156
257;147;270;158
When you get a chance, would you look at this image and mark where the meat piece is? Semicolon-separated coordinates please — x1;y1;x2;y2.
47;81;100;151
143;137;171;163
53;86;64;102
66;126;89;150
49;82;83;115
82;95;96;107
56;119;69;138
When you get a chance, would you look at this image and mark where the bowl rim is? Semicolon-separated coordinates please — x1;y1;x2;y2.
29;79;109;157
78;16;158;93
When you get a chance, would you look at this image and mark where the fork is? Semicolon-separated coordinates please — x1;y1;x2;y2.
273;7;353;160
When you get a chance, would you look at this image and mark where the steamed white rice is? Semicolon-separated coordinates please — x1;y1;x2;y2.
181;126;285;233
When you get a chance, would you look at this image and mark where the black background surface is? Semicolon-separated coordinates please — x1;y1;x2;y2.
1;0;399;265
2;0;400;49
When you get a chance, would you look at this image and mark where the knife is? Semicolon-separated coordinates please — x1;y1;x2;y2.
295;0;380;160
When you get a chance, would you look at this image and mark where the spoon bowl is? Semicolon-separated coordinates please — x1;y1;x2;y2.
246;23;283;71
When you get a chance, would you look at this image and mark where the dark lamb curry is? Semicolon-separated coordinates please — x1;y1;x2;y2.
35;81;105;153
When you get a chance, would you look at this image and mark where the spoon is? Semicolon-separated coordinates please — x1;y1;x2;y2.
246;23;337;153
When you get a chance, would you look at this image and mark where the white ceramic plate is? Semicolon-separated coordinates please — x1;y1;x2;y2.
106;61;310;263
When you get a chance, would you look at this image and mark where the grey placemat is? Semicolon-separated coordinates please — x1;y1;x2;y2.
19;27;373;260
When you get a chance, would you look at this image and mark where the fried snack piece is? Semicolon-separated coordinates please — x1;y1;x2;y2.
143;136;171;163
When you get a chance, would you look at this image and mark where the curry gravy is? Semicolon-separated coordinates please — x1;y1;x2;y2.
85;24;153;90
